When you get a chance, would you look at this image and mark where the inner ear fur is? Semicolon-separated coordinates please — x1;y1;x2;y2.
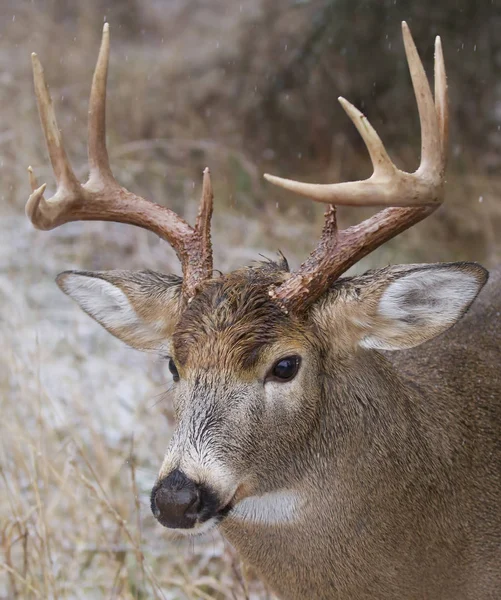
56;269;183;352
310;262;488;352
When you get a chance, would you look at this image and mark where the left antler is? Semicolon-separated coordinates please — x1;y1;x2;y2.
26;23;213;300
265;22;449;312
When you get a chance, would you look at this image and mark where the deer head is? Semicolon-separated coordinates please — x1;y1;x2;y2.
27;23;487;534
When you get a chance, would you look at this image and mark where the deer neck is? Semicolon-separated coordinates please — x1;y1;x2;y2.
220;352;454;598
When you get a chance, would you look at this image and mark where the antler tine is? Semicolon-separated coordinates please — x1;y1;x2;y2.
264;22;445;208
30;53;80;191
26;23;214;300
87;22;113;182
269;23;448;312
269;204;339;310
337;97;395;179
26;51;80;229
401;22;441;176
434;35;449;166
194;168;214;282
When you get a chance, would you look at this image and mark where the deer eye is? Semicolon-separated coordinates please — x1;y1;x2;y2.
266;356;301;383
168;358;180;382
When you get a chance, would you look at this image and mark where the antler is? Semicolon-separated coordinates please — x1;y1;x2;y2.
26;23;213;299
265;22;449;312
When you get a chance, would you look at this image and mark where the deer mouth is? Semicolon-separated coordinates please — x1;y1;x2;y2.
211;485;242;523
214;501;233;522
216;483;252;521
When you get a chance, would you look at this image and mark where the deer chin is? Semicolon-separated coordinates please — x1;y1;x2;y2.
160;515;221;538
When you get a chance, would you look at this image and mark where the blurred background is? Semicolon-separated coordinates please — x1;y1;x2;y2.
1;1;500;598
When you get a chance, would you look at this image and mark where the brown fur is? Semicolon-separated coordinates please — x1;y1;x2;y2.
174;263;306;371
219;267;501;599
59;261;501;599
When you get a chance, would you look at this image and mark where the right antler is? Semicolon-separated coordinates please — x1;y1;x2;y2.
27;23;213;300
265;22;449;313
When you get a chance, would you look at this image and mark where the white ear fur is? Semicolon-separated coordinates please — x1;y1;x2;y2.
58;274;139;331
57;271;181;352
360;265;487;351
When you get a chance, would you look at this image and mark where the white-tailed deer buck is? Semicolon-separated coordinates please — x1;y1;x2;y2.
27;21;500;600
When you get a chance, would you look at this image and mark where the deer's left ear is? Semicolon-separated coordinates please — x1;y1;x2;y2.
312;263;488;351
56;270;183;352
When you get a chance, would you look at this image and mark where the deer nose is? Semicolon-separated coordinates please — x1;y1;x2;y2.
151;469;201;529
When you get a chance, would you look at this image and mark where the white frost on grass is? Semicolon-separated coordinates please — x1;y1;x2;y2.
1;213;278;599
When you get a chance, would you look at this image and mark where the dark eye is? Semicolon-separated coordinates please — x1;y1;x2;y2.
266;356;301;383
168;358;180;382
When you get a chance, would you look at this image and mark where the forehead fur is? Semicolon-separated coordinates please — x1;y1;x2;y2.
173;261;307;369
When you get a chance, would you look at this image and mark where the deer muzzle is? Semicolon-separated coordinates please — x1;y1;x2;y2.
150;469;230;531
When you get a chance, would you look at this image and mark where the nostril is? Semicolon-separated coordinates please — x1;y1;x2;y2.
151;470;202;529
184;489;201;517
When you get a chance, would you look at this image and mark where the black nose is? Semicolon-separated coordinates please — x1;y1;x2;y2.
151;470;201;529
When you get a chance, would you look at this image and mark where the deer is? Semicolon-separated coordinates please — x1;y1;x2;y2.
26;21;501;600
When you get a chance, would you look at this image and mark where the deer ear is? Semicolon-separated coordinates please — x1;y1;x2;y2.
56;270;183;352
313;263;488;351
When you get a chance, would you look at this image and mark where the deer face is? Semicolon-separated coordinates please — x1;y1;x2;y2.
154;279;320;534
56;262;322;534
56;259;486;535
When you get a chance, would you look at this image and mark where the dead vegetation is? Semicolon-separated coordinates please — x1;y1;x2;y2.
1;0;500;598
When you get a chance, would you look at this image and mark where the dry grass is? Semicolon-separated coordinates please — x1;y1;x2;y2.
0;215;278;599
1;1;501;598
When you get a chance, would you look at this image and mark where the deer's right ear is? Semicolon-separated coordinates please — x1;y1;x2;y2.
56;270;183;352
